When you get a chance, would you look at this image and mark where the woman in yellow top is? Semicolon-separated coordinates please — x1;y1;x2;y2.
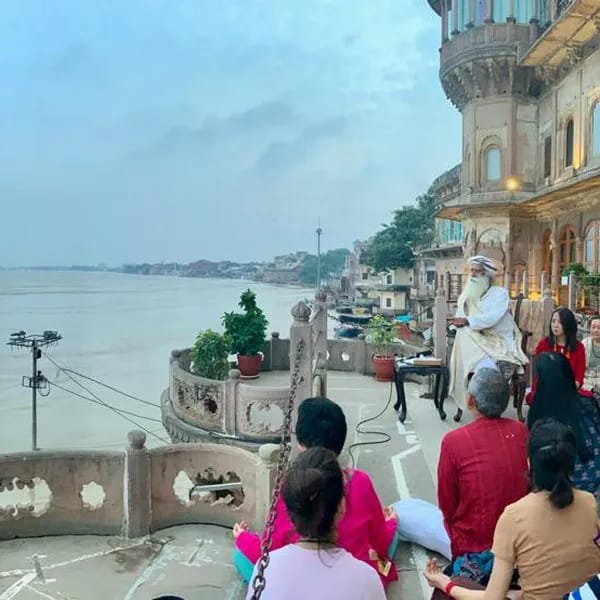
424;418;600;600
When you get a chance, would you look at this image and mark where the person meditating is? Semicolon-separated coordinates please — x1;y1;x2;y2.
234;397;398;587
424;418;600;600
448;256;528;420
245;446;386;600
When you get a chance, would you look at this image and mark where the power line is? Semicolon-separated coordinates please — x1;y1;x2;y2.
41;352;169;444
48;380;163;424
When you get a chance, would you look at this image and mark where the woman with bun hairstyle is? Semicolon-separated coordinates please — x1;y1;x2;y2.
246;446;385;600
424;419;600;600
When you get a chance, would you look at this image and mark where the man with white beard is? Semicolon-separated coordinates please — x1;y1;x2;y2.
448;256;528;420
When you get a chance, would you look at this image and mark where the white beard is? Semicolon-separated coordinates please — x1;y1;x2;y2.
457;276;490;317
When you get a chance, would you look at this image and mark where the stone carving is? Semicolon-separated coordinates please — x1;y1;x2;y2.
291;300;311;323
244;401;285;435
80;482;106;511
0;477;52;519
192;468;245;508
173;378;222;427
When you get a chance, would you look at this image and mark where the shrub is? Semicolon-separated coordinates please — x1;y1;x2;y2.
191;329;231;380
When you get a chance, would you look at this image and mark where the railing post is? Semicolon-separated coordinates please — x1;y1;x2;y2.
312;290;328;397
256;444;280;530
123;430;151;538
290;301;313;453
542;287;556;334
225;369;240;436
433;287;448;361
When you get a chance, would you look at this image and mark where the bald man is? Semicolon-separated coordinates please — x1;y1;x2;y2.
448;256;528;417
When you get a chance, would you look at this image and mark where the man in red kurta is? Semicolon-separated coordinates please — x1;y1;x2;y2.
437;368;529;560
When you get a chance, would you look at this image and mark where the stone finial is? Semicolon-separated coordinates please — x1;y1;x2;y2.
271;331;280;339
228;368;241;380
315;289;327;302
258;443;281;464
291;300;311;322
127;430;147;449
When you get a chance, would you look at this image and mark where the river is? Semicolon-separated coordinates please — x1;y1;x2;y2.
0;271;313;453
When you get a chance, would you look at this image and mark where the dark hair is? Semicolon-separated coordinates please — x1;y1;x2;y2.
296;397;347;456
529;418;577;509
282;447;343;540
546;307;578;353
528;352;590;463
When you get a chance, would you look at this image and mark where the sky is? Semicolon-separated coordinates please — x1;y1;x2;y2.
0;0;461;267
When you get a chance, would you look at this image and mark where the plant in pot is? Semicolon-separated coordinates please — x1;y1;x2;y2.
191;329;231;381
365;314;397;382
222;289;268;378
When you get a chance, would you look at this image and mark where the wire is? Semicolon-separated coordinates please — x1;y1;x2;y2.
57;367;160;408
41;352;169;444
347;381;394;469
48;381;163;424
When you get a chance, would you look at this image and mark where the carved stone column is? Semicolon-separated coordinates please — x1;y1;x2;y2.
485;0;494;23
123;431;150;538
452;0;459;33
550;231;559;295
442;0;449;41
508;0;515;21
576;236;583;264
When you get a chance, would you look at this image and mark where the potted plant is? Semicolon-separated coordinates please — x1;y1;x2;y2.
365;314;397;382
191;329;231;380
222;289;268;378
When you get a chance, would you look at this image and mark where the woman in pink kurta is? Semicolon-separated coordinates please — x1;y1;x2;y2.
235;466;398;587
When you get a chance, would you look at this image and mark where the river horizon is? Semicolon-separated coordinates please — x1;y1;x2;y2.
0;270;314;454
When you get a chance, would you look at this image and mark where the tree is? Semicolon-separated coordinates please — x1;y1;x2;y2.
363;188;436;272
301;248;350;285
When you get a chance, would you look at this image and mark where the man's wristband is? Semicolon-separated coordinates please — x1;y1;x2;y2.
444;581;456;597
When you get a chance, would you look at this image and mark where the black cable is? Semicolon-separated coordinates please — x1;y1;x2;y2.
41;352;169;444
49;381;163;424
347;381;394;469
58;367;160;408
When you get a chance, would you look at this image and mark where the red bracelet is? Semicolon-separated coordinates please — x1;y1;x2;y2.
444;581;456;597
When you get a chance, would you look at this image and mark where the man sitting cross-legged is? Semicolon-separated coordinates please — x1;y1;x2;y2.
438;368;529;585
233;396;399;588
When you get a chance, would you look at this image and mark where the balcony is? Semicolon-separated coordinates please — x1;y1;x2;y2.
521;0;600;68
431;164;462;206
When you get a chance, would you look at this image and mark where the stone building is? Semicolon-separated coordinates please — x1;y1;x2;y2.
426;0;600;303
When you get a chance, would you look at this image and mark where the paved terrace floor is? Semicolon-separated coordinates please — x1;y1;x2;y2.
0;371;523;600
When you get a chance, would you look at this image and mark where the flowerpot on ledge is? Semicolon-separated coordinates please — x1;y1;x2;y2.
372;354;395;382
237;354;263;379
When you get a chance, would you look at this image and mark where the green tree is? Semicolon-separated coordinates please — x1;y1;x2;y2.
301;248;350;285
363;188;436;272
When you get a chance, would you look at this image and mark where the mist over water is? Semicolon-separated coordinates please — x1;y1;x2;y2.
0;271;312;453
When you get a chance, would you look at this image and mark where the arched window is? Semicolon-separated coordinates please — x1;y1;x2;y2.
493;0;508;22
514;0;531;22
559;226;576;270
484;146;502;181
585;221;600;273
565;119;574;167
592;102;600;158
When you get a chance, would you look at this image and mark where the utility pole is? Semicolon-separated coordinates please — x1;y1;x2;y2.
7;330;62;451
316;221;323;291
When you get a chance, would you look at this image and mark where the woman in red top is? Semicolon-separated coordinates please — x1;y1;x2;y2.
527;308;586;404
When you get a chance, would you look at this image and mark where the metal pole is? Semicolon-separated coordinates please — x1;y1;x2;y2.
32;341;38;451
316;226;323;290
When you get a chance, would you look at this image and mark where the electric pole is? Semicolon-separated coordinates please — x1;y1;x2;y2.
7;330;62;451
316;221;323;291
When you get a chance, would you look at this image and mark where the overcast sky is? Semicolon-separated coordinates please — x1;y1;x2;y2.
0;0;460;267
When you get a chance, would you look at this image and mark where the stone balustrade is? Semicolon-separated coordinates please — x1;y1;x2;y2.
0;431;277;541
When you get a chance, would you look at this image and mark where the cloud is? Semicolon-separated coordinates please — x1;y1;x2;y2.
256;117;347;172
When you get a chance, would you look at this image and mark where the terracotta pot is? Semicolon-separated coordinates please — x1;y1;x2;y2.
372;355;395;382
237;354;263;378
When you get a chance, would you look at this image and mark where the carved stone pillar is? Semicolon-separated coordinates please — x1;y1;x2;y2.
576;236;583;264
485;0;494;22
442;0;449;41
452;0;459;33
550;235;559;294
508;0;515;21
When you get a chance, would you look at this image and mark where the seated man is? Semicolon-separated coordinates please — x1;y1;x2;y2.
438;368;529;584
449;255;528;417
233;397;398;587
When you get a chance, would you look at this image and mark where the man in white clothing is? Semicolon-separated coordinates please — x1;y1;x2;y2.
448;256;528;418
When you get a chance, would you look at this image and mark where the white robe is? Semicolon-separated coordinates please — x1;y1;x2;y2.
449;286;528;409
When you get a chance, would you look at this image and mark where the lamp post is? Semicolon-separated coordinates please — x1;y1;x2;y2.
316;224;323;290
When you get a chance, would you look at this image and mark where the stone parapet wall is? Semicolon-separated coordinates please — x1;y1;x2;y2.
0;433;277;541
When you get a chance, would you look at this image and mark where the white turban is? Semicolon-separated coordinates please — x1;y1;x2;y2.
468;255;497;275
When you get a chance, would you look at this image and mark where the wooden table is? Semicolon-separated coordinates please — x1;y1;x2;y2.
393;359;450;423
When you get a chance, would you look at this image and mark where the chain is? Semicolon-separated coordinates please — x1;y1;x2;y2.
249;337;304;600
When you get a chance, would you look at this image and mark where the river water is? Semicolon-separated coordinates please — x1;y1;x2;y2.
0;271;312;453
